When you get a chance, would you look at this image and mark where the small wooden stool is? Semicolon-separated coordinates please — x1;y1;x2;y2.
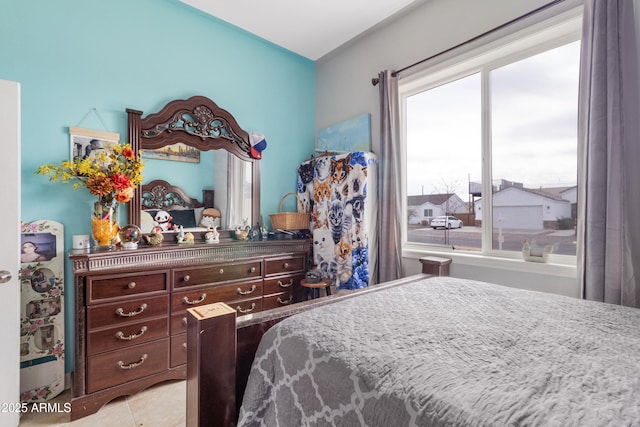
300;279;332;300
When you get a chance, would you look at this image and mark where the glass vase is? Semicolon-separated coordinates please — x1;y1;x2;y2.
91;198;119;249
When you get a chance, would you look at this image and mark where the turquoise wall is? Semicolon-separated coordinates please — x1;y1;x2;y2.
1;0;316;371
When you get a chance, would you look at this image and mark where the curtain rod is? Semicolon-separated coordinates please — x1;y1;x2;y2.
371;0;566;86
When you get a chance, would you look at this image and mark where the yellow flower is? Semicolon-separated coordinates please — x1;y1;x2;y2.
35;142;144;203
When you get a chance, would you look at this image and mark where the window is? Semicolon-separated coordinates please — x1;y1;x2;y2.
401;8;581;261
424;208;432;217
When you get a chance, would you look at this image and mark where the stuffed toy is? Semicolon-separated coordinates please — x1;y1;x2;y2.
154;210;172;231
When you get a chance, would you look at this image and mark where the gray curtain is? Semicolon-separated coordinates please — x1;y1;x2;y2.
578;0;640;307
377;70;403;282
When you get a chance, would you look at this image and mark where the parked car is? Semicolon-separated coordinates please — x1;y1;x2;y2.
430;216;463;229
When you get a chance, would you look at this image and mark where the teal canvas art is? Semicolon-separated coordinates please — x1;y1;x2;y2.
317;113;371;153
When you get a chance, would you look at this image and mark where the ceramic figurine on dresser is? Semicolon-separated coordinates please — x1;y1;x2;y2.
204;226;219;243
19;220;65;404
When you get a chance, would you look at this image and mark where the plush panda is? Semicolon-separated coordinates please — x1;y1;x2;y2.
154;210;172;231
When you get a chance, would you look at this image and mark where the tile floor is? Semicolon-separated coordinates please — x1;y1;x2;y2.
19;380;186;427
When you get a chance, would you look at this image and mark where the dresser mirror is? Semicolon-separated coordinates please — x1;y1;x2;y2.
127;96;260;234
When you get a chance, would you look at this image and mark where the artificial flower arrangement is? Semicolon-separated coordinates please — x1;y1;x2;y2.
36;143;144;247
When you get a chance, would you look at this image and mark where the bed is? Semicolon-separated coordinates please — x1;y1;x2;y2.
190;261;640;426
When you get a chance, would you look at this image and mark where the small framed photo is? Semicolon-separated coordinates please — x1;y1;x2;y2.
69;126;119;162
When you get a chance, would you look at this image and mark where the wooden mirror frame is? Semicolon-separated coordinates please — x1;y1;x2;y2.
126;96;261;228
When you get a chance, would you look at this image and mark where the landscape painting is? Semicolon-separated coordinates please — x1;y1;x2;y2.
141;142;200;163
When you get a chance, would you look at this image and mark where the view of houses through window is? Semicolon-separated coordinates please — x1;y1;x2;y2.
403;16;581;258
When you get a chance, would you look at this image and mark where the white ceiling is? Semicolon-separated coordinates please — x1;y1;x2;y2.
179;0;423;60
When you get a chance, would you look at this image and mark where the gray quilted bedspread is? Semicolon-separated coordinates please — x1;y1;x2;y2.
237;276;640;426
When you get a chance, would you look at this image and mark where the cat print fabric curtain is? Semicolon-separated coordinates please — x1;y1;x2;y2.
297;151;378;290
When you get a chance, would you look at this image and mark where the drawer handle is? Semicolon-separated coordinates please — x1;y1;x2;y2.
278;279;294;288
182;343;187;350
283;262;290;269
115;303;148;317
182;293;206;305
117;354;148;370
115;326;148;341
236;284;257;295
183;275;190;282
249;266;256;273
127;281;136;289
236;303;256;314
182;317;187;326
219;268;224;274
277;296;293;305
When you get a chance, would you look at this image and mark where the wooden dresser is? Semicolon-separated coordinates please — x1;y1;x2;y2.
69;239;309;420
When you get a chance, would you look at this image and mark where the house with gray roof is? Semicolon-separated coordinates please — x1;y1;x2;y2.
474;186;576;230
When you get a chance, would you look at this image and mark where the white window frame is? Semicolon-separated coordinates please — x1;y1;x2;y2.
399;6;582;266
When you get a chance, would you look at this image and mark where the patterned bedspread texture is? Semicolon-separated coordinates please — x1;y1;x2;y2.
238;276;640;426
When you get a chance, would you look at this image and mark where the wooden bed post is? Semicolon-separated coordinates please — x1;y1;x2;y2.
186;303;238;427
186;261;453;426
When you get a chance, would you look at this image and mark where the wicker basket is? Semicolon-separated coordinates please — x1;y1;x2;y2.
269;193;310;230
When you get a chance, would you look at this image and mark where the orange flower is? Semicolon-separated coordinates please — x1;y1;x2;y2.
110;173;131;191
122;146;135;160
114;187;134;203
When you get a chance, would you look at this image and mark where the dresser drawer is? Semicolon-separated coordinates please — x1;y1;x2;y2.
173;261;262;289
171;312;189;335
264;273;304;296
88;271;169;303
87;317;169;355
171;280;263;313
170;334;188;368
87;295;169;330
265;255;305;276
86;338;169;393
263;292;295;311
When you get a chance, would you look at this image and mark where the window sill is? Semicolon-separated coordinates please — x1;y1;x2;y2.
403;244;577;279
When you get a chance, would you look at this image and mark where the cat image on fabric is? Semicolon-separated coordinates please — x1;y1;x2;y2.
317;253;339;284
297;161;314;185
335;237;353;284
313;228;334;266
328;192;353;245
330;154;352;185
311;178;331;229
314;156;331;182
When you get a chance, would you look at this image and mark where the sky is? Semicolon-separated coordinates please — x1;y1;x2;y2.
405;40;581;199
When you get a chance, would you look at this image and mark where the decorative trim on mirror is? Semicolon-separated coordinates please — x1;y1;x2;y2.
141;105;251;155
141;179;204;210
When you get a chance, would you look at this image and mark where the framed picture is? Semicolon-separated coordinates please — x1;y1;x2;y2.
317;113;371;153
69;126;119;162
20;232;57;263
